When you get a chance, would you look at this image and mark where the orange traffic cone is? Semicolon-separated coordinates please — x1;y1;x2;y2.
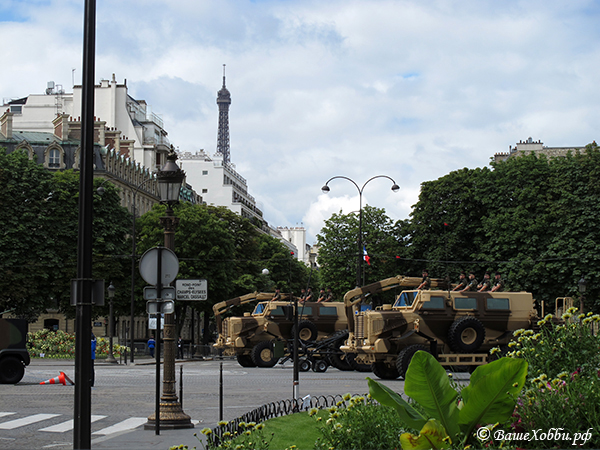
40;372;74;386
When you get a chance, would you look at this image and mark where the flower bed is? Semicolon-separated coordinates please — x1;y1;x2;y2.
28;328;129;358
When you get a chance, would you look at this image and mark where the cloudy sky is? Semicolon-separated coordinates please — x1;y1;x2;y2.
2;0;600;243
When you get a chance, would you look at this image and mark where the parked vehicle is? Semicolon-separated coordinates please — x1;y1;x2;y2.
340;275;538;379
0;318;30;384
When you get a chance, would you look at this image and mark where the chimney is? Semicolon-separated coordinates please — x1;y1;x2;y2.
52;113;71;140
0;109;13;139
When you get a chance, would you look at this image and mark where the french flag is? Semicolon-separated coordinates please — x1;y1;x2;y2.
363;246;371;266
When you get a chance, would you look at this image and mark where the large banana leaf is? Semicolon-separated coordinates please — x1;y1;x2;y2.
459;357;527;436
367;377;427;431
400;419;451;450
404;351;461;440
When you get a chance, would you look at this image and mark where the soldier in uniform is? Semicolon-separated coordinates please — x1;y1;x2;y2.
299;288;307;303
271;288;281;301
325;287;334;302
460;272;478;292
417;270;431;290
477;272;492;292
491;272;505;292
305;287;314;302
317;288;326;302
452;272;468;291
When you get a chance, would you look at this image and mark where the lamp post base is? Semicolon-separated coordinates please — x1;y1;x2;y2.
144;401;194;430
104;354;118;364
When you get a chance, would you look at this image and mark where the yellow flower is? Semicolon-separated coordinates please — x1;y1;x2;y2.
523;329;534;336
201;428;213;435
218;421;228;427
578;313;586;320
489;347;501;355
308;407;318;417
508;342;517;348
513;329;524;337
544;314;553;321
343;393;352;401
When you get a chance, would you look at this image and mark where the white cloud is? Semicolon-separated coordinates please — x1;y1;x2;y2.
3;0;600;244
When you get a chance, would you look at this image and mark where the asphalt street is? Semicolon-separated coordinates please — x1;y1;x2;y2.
0;356;419;450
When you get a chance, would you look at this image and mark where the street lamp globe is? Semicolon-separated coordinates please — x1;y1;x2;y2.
578;276;587;294
262;268;269;275
321;185;330;194
157;150;185;204
108;282;116;298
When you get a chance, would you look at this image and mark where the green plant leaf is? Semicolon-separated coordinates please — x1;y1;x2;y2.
367;377;427;431
459;357;527;436
404;351;461;440
400;418;451;450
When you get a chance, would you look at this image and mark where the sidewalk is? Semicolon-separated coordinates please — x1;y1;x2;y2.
92;425;208;450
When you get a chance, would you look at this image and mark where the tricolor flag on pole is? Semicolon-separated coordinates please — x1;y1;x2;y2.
363;245;371;266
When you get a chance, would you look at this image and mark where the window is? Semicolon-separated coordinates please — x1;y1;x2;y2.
421;296;445;309
319;306;338;316
10;105;22;114
202;170;208;175
202;189;208;193
394;291;416;307
252;303;266;315
487;298;510;310
454;297;477;310
49;149;60;168
298;307;313;315
270;306;284;316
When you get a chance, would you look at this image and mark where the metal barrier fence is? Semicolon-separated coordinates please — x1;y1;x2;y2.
208;394;356;445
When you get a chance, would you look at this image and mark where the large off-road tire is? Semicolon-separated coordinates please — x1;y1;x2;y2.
396;344;430;379
291;320;318;343
327;331;353;371
251;341;279;368
236;353;256;368
298;358;312;372
371;361;400;380
0;356;25;384
447;316;486;353
346;353;372;373
312;359;329;373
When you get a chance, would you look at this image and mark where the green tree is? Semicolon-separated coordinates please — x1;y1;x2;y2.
0;149;131;320
317;205;403;300
136;202;309;342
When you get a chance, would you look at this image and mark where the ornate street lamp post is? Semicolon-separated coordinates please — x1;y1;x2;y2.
105;282;117;363
321;175;399;287
145;150;193;430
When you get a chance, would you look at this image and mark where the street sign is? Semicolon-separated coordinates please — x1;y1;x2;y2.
143;286;176;300
147;301;174;314
139;247;179;286
176;279;208;301
148;315;165;330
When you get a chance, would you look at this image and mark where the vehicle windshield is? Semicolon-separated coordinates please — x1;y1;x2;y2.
252;302;268;315
394;291;416;308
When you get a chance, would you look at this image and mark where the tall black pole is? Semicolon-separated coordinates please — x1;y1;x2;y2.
357;192;363;288
74;0;96;448
131;195;137;363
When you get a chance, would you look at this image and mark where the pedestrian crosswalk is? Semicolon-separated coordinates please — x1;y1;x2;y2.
0;412;147;435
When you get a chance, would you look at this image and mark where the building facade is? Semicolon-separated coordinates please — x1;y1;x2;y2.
494;137;586;163
3;74;170;172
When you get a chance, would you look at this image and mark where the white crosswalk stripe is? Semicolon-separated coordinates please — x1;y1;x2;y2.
0;412;147;435
0;413;61;429
92;417;147;435
39;415;107;433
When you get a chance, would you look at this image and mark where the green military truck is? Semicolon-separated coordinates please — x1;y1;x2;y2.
0;318;31;384
213;292;348;369
340;275;538;379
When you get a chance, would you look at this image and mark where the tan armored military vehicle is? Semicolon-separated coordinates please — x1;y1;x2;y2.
213;292;348;368
340;275;538;379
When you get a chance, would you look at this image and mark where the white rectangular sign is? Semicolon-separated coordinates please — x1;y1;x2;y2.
176;279;208;301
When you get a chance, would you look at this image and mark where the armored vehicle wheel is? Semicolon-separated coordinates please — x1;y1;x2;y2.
328;331;353;371
313;359;329;372
0;356;25;384
396;344;430;379
236;353;256;368
346;353;372;372
251;341;280;368
448;316;486;352
292;320;319;343
371;361;400;380
299;358;312;372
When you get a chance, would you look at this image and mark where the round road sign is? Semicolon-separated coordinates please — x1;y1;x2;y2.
139;247;179;286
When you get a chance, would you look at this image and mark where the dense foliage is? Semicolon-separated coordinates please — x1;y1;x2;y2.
503;310;600;448
0;149;131;320
317;143;600;312
317;205;406;299
136;202;311;341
